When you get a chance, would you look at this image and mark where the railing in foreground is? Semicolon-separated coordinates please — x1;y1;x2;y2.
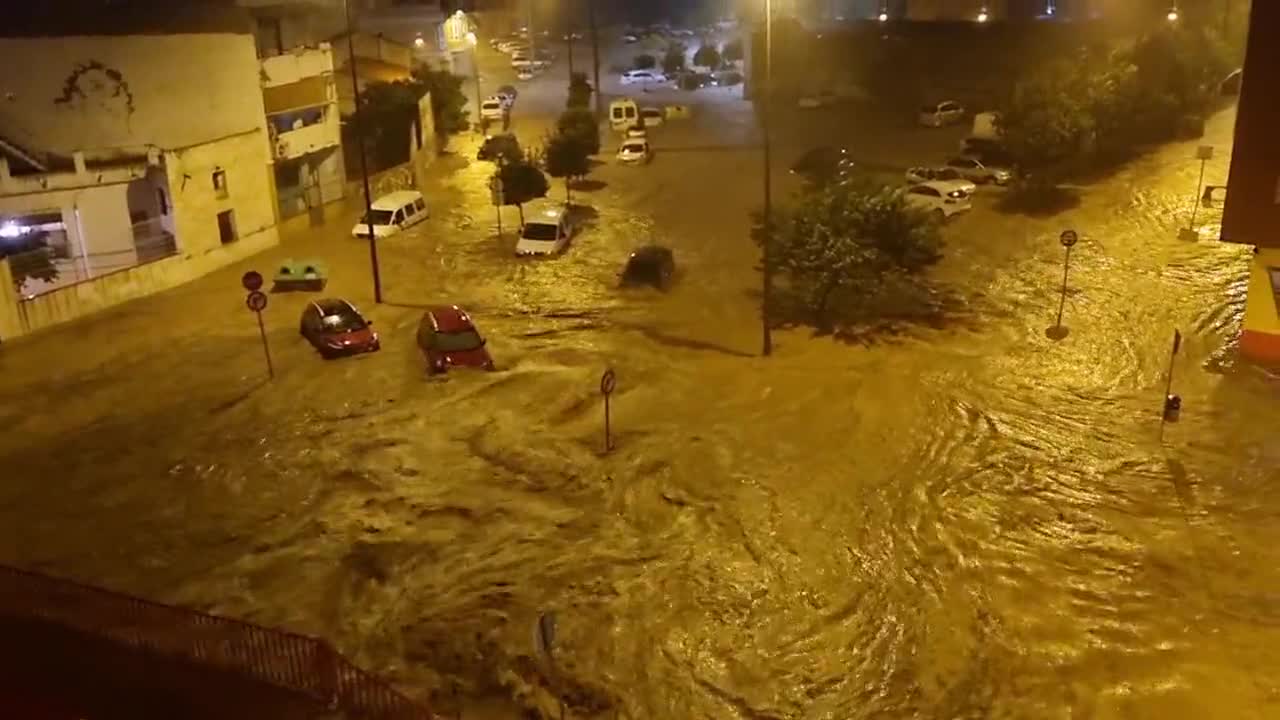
0;564;435;720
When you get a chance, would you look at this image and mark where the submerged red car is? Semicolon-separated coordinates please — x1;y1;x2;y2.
415;305;494;374
299;298;379;358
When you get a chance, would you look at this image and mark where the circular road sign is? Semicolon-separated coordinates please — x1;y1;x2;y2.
245;290;268;312
241;270;264;292
1060;230;1079;248
600;368;617;396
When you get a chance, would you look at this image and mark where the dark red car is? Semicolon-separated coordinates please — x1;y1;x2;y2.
299;298;379;358
415;306;494;374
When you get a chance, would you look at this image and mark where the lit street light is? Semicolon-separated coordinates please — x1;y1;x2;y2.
413;35;425;48
1167;9;1179;22
977;8;990;23
878;12;888;22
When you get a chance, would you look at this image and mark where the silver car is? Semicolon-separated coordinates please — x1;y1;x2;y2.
945;155;1012;185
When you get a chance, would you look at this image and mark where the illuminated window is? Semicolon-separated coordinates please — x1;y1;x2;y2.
212;169;228;199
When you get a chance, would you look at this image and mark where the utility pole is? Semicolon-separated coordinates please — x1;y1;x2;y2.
567;20;575;77
760;0;773;357
588;0;602;118
344;0;382;303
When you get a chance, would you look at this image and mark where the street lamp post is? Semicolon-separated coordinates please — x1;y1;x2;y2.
344;0;382;303
467;31;482;133
589;0;602;118
760;0;773;357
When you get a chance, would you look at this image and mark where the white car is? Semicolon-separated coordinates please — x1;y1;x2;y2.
617;139;652;164
516;67;536;81
904;181;972;220
918;100;966;127
904;166;977;194
945;155;1012;185
480;98;506;122
621;69;666;85
350;190;428;238
623;33;640;43
515;201;574;256
624;126;647;140
639;107;664;127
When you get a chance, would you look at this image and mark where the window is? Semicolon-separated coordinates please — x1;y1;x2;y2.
212;169;228;199
403;203;417;219
217;209;237;244
392;209;404;225
414;199;425;213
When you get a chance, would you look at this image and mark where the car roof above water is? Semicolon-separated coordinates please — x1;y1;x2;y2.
371;190;422;210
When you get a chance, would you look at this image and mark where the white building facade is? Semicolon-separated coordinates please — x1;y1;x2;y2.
0;26;280;339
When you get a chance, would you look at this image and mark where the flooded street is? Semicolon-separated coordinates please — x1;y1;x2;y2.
1;52;1278;719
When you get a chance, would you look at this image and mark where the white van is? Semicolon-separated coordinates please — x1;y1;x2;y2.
515;201;574;256
609;99;639;130
351;190;428;239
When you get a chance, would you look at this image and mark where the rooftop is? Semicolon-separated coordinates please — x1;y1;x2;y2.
2;0;254;38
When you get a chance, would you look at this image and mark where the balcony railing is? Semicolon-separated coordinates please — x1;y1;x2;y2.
273;118;340;160
0;564;436;720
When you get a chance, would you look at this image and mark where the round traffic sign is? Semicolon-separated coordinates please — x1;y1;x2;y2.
241;270;264;292
1059;230;1079;248
246;290;268;312
600;368;616;396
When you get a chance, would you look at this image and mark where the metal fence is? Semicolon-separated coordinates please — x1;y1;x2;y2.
0;565;435;720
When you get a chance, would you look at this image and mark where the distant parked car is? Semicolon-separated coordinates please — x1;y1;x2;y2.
904;181;972;220
620;245;675;288
790;146;855;185
480;98;506;122
415;306;495;374
639;107;664;126
621;69;666;85
495;85;518;104
299;298;380;358
918;100;966;127
945;155;1012;185
623;33;640;43
516;67;536;81
904;166;977;194
617;138;652;164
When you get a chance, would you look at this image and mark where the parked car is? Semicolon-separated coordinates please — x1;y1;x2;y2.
620;245;675;288
904;181;972;220
622;33;640;43
904;166;977;194
713;70;743;86
617;138;652;164
676;71;715;90
515;201;574;256
480;98;506;122
959;136;1013;165
639;107;664;126
945;155;1012;185
624;126;648;140
350;190;428;238
918;100;966;127
299;298;379;358
415;306;495;374
790;146;855;185
516;67;536;81
621;69;666;85
496;85;518;102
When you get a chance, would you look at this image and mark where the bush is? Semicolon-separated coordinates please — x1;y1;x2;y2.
693;43;721;69
634;54;657;70
543;132;592;202
567;72;593;109
722;38;743;64
662;44;687;76
494;153;549;223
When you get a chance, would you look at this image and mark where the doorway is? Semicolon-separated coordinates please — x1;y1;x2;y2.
217;210;238;245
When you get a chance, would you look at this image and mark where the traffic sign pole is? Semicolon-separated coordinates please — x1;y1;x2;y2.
1051;230;1078;338
600;368;616;452
244;286;274;380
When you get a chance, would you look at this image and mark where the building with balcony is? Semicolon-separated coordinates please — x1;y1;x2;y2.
261;44;346;220
0;3;279;340
1221;1;1280;363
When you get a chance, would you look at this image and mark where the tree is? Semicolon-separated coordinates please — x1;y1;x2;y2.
662;43;687;76
754;179;942;330
996;58;1095;190
494;152;549;224
543;133;591;202
633;54;657;70
693;43;721;70
479;133;522;165
556;108;600;156
4;244;58;289
566;72;593;110
347;66;470;171
722;38;743;64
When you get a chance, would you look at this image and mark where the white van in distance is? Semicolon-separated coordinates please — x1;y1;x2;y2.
609;99;639;130
351;190;428;239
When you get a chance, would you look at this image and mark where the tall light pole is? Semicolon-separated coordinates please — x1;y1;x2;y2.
467;30;482;132
589;0;602;118
344;0;382;303
760;0;774;357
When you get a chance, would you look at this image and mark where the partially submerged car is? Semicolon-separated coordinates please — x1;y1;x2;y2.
299;298;379;358
620;245;675;288
415;305;495;374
